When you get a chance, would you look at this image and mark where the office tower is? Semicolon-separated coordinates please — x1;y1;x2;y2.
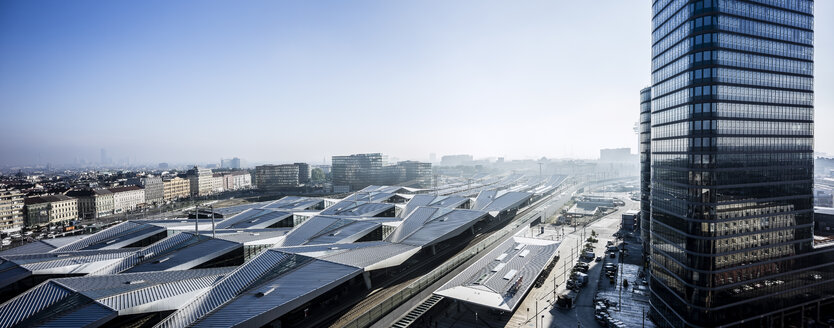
255;164;300;190
639;87;652;258
332;153;384;191
398;161;432;188
648;1;832;327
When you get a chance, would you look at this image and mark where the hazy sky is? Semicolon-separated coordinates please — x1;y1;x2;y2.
1;1;832;166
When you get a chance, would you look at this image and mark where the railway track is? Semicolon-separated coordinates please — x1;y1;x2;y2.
324;182;577;328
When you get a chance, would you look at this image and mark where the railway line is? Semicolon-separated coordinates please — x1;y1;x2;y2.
321;180;580;328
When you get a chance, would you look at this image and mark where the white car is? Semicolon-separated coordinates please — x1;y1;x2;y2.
1;239;11;246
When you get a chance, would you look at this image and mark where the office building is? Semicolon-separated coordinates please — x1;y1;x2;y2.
255;164;300;190
295;162;311;184
621;209;639;232
24;195;78;226
162;177;191;201
187;166;214;197
109;186;145;213
128;176;163;205
0;188;24;232
398;161;432;188
640;87;652;256
440;154;473;166
332;153;384;191
648;1;831;327
221;157;242;169
66;189;114;220
158;162;169;169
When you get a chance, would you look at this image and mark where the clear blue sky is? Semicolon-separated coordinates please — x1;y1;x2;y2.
1;1;832;166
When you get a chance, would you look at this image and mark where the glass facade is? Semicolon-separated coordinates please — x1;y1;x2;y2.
648;1;834;327
641;87;653;256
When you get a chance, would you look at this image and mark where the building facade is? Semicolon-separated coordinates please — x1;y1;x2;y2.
188;166;214;197
128;176;163;205
66;189;114;220
163;177;191;201
24;195;78;226
255;164;300;190
0;188;24;232
332;153;384;191
295;163;311;184
398;161;432;188
648;1;832;327
640;87;652;258
109;186;145;213
222;171;252;191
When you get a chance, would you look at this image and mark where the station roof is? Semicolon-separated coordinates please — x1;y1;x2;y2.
401;194;471;218
357;185;419;194
215;208;293;229
319;201;394;217
276;216;393;247
0;235;87;256
154;250;360;328
386;207;488;247
472;191;532;215
260;196;324;211
434;235;560;311
0;267;232;328
274;241;420;271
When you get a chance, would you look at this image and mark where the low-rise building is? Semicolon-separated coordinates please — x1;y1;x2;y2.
621;209;640;231
0;188;24;232
24;195;78;226
128;176;163;205
210;174;225;194
163;177;191;201
109;186;145;213
66;189;115;220
222;171;252;191
255;164;301;190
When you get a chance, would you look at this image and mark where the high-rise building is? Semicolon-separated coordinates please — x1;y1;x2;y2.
398;161;432;188
221;157;242;169
648;1;832;327
295;162;311;184
639;87;652;260
332;153;384;191
0;187;24;232
255;164;300;190
440;154;473;166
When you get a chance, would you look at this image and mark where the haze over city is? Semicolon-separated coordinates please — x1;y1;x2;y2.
2;1;832;166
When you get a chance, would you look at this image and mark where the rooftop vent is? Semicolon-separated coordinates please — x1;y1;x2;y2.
256;287;276;297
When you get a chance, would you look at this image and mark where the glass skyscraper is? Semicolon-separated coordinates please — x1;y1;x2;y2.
648;0;834;327
640;86;652;262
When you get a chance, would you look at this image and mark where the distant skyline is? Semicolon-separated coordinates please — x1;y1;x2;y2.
1;1;833;166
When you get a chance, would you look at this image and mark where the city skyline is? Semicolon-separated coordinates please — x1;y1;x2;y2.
2;1;832;167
